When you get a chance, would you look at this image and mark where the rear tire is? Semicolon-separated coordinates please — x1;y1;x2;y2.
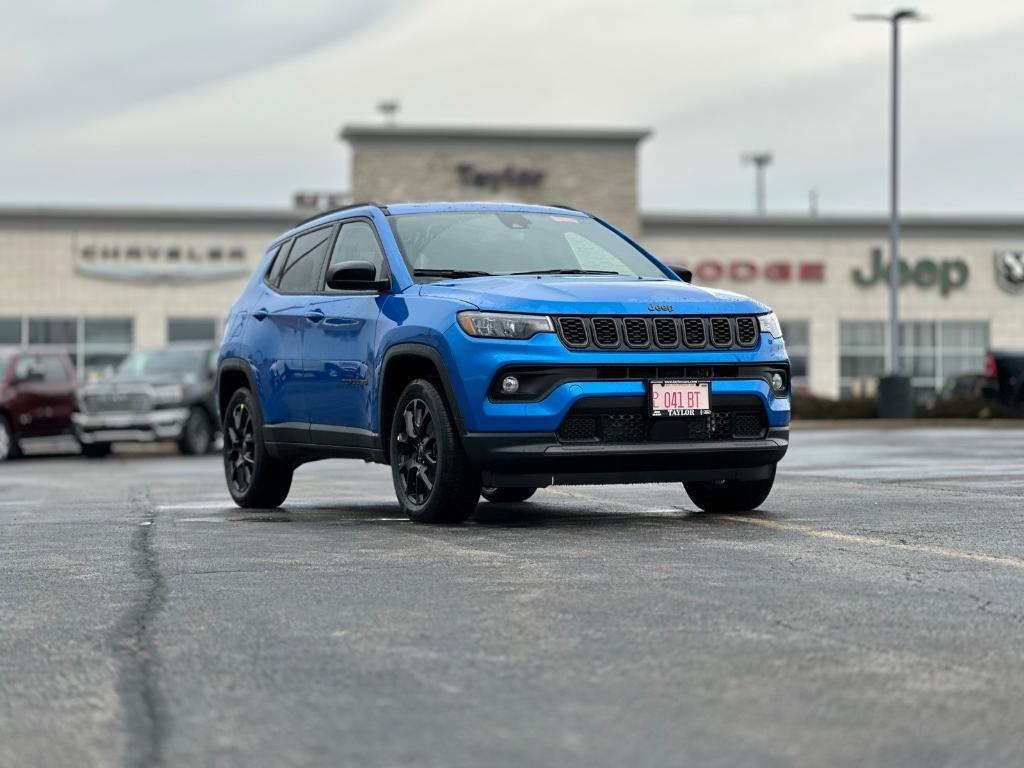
178;406;213;455
684;466;776;513
0;415;20;461
223;388;292;508
80;442;112;459
390;378;480;523
481;486;537;503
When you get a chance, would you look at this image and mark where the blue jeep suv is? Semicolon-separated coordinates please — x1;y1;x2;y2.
217;202;789;522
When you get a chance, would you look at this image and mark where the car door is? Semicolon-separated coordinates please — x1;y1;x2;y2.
303;219;390;444
248;227;335;435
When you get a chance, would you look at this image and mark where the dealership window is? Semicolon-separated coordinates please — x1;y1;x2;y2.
779;320;809;392
8;316;133;377
839;320;989;401
0;317;20;344
168;318;219;343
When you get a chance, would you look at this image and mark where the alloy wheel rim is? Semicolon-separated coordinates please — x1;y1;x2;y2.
0;423;9;460
187;412;209;452
225;403;255;493
395;398;437;506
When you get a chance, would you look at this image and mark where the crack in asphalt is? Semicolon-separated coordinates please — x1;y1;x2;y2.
112;493;167;768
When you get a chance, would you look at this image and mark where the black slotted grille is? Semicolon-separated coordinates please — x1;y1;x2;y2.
623;318;649;347
591;318;620;347
735;316;758;347
557;317;588;347
653;318;679;348
709;317;732;347
682;318;706;348
553;315;759;352
557;405;768;444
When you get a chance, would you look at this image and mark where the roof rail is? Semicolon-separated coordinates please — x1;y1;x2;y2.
546;203;584;213
294;201;385;228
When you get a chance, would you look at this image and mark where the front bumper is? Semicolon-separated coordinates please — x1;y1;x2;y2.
464;427;789;487
72;408;190;444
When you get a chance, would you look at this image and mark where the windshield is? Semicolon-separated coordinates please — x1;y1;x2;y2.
117;348;210;377
389;211;668;280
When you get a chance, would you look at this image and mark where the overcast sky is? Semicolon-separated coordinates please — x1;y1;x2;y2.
3;0;1023;215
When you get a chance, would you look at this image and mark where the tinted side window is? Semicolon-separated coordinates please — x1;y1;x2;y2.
327;221;387;281
266;241;290;286
278;228;333;293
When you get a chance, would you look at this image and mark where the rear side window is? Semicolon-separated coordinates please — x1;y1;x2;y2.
277;227;333;293
265;243;287;286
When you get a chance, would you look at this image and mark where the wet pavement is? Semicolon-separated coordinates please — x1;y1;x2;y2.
1;428;1023;767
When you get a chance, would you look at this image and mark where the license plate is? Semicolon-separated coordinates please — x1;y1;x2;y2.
649;380;712;417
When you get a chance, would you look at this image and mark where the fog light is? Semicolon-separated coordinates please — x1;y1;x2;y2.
770;372;786;393
501;376;520;394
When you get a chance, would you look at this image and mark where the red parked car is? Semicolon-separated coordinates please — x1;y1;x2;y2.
0;348;78;461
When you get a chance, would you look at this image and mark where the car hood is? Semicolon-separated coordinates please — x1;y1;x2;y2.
416;275;769;315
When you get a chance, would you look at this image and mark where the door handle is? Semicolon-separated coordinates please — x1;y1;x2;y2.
252;308;269;321
305;309;325;323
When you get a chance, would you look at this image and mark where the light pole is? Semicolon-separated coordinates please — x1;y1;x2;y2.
741;151;773;215
854;9;925;392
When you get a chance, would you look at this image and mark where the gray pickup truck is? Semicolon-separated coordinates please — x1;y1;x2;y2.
73;344;219;457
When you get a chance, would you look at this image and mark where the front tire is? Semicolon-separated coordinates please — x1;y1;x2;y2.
390;379;480;523
223;388;293;508
481;486;537;503
684;466;776;513
80;442;112;458
178;406;213;455
0;415;19;461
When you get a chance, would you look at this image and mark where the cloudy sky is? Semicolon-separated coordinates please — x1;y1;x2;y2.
3;0;1023;214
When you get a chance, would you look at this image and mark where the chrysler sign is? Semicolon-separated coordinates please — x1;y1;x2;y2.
76;244;249;282
995;250;1024;294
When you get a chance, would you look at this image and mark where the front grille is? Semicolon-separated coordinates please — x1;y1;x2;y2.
557;317;588;347
710;317;732;347
592;318;620;347
735;316;758;346
623;318;649;347
83;392;151;414
554;314;759;351
557;404;768;444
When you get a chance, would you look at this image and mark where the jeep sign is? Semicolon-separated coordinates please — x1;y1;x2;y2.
852;247;969;296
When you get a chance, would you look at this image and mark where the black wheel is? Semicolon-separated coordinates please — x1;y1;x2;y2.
390;379;480;523
481;486;537;503
684;466;776;513
80;442;112;459
178;406;213;455
223;388;293;508
0;415;20;461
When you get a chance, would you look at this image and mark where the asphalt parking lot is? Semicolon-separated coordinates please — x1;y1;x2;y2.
2;428;1023;768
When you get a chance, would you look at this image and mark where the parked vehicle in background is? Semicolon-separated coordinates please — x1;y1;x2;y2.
983;350;1024;406
74;344;218;457
0;348;78;461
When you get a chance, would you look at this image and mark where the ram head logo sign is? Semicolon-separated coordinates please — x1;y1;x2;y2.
995;250;1024;294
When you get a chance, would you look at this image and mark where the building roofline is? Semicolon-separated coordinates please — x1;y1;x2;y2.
641;211;1024;236
340;123;652;143
0;205;301;229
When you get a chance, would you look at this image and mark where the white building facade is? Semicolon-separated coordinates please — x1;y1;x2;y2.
2;125;1022;396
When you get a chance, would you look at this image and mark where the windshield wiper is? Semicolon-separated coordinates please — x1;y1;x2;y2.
508;269;623;276
413;268;493;278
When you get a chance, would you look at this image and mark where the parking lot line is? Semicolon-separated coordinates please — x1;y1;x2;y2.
723;516;1024;571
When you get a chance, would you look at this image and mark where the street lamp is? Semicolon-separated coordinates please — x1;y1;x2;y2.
854;8;926;417
741;151;773;215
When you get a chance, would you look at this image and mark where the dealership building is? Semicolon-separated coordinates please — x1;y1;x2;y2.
2;124;1022;399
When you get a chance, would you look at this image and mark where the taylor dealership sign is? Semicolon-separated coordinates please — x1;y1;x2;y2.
852;247;969;296
76;244;249;282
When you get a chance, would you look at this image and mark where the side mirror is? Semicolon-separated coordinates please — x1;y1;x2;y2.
326;261;389;291
671;265;693;283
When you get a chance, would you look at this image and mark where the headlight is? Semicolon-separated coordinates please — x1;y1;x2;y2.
150;384;184;405
758;312;783;339
457;312;554;340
